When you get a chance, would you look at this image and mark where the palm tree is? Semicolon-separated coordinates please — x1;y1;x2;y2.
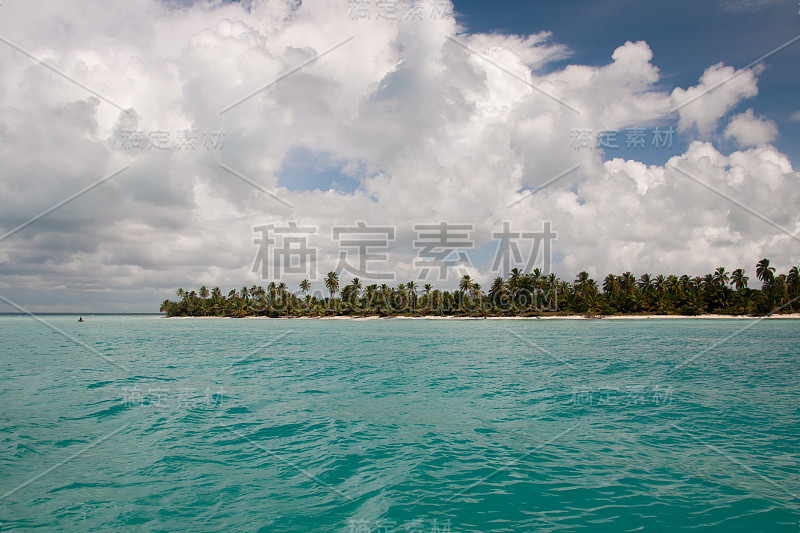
788;267;799;296
470;283;483;313
508;268;521;298
638;273;653;293
470;282;482;298
489;276;505;302
340;285;354;303
685;290;704;315
208;287;221;315
325;271;339;300
199;286;209;299
756;258;775;286
691;276;701;292
773;274;789;308
176;288;185;299
678;274;691;294
603;274;618;295
585;291;601;314
574;271;591;296
531;268;543;290
365;284;377;305
787;267;800;310
545;273;558;307
256;285;267;307
347;278;362;309
406;281;418;310
455;275;471;311
585;279;598;294
665;275;679;295
420;283;432;312
654;274;666;293
621;272;636;294
300;279;310;295
731;269;748;291
275;282;287;309
406;281;417;297
712;267;729;288
348;277;361;298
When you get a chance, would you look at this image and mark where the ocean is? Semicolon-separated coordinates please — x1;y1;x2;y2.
1;315;799;532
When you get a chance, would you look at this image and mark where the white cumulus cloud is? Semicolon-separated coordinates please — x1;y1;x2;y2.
671;63;759;137
724;109;779;146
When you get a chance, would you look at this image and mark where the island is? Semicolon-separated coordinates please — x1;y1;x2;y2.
160;258;799;318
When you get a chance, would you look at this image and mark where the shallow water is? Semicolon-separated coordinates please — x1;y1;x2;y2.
1;315;799;531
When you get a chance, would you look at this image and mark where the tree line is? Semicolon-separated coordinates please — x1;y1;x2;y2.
160;258;800;317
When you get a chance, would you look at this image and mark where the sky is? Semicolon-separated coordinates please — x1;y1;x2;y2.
0;0;798;312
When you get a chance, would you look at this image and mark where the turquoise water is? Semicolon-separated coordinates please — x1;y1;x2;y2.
1;316;799;532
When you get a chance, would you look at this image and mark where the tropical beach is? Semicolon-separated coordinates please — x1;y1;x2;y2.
160;260;800;319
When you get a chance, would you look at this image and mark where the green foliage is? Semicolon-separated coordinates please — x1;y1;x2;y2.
160;259;800;318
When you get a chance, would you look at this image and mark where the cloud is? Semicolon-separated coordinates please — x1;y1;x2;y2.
790;111;800;122
0;0;797;312
724;109;779;146
671;63;759;137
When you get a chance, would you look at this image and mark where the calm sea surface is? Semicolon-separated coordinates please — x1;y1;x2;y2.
1;316;799;532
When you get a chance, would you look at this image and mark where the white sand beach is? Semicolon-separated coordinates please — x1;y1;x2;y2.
260;313;800;320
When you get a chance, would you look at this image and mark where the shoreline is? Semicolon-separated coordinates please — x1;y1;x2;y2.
164;313;800;320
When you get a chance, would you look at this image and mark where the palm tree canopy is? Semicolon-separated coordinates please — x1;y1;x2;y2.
731;269;748;291
324;271;340;296
756;258;775;284
163;259;796;318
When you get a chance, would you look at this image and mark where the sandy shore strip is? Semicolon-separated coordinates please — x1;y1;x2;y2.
246;313;800;320
163;313;800;320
